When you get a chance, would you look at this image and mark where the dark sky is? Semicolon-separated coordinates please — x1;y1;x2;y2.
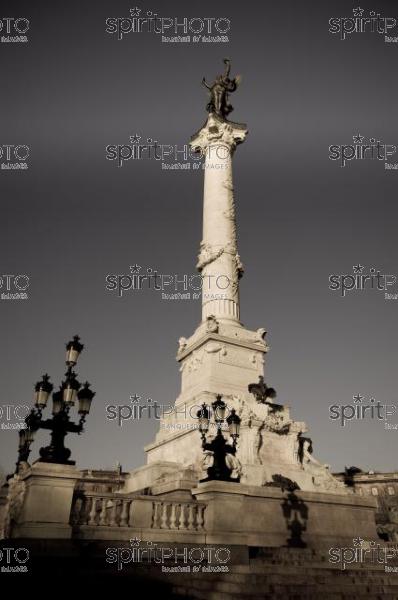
1;0;398;478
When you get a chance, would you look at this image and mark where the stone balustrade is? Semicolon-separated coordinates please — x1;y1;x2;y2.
71;492;133;528
70;492;206;534
152;500;206;531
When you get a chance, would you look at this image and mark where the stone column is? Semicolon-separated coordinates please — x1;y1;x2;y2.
191;114;248;324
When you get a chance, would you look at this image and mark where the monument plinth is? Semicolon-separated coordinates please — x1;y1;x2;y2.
128;62;346;495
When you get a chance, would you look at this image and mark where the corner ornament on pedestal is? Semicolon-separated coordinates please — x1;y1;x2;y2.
16;335;95;471
197;395;242;483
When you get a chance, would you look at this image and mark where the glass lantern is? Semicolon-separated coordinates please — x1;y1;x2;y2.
77;382;95;415
212;395;226;422
196;403;210;435
65;335;84;366
34;374;53;409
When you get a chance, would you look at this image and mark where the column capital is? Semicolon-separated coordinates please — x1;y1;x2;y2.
190;113;248;154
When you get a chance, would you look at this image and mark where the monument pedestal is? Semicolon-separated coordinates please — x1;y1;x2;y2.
117;108;357;500
6;462;80;539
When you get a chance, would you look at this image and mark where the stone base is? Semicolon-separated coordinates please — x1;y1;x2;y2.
7;461;80;539
192;480;378;548
11;522;73;539
124;462;185;493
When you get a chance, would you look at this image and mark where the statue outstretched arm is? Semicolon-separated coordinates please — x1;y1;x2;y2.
223;58;231;78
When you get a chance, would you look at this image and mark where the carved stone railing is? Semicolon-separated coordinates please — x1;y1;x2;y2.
70;493;206;533
70;492;133;528
152;500;205;531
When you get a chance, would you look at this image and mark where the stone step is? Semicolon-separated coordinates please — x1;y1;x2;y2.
169;568;394;582
189;572;393;586
247;563;396;574
172;590;293;600
247;570;393;580
171;576;397;593
250;557;398;566
172;588;398;600
159;545;398;600
251;550;398;563
168;571;398;600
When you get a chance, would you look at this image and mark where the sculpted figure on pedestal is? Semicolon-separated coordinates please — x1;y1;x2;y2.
248;375;277;404
225;451;243;479
297;435;346;492
198;450;214;479
202;59;241;119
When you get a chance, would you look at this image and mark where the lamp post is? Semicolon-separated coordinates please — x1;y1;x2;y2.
16;335;95;472
197;395;241;483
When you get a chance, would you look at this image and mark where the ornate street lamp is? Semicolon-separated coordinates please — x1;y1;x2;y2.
197;395;241;483
16;336;95;472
